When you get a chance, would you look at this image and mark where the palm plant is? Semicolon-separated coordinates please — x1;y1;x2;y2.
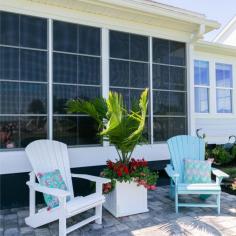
67;89;148;164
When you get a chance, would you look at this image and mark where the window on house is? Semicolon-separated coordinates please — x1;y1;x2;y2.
109;30;150;141
53;21;101;145
152;38;187;142
194;60;209;113
0;12;48;149
216;63;233;113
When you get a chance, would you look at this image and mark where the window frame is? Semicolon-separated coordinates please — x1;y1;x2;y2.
194;60;210;114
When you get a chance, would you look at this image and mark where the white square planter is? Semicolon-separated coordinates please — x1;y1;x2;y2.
103;181;148;217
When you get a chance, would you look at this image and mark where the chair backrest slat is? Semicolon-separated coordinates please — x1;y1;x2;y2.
167;135;205;183
25;140;74;198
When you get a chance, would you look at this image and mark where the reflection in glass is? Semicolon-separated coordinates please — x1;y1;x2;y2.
20;116;47;147
216;63;232;88
169;67;186;90
170;41;186;66
153;117;169;142
195;88;209;113
20;83;47;114
216;89;232;113
78;86;100;101
194;60;209;86
53;85;77;114
152;38;169;64
153;91;169;115
53;116;78;145
152;64;169;89
0;81;19;114
130;34;148;61
169;92;186;115
169;117;186;138
0;116;19;149
0;47;19;81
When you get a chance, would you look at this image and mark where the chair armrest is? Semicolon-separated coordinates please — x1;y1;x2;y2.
165;164;179;178
212;168;229;178
26;181;70;198
71;174;110;184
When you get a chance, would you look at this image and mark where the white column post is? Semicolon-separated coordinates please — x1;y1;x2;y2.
48;19;53;140
149;36;154;144
102;28;109;147
186;43;195;135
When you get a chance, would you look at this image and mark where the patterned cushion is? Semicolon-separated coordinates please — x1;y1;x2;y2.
184;159;212;184
38;169;70;209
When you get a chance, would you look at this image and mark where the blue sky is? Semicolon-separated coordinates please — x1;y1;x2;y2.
154;0;236;41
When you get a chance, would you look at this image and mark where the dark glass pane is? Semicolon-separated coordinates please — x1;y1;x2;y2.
130;62;148;88
130;89;142;110
20;49;47;82
53;53;77;84
79;25;100;55
20;83;47;114
53;84;77;114
152;64;169;89
53;21;77;52
153;90;169;115
78;56;100;85
0;47;19;81
78;116;100;145
0;82;19;114
0;12;19;46
20;15;47;49
20;116;47;147
153;38;169;64
0;116;19;149
110;59;129;87
110;88;129;109
153;117;169;142
53;116;78;145
170;41;186;66
78;86;100;101
110;31;129;59
130;34;148;61
169;67;186;90
169;117;186;137
143;117;149;142
169;92;186;115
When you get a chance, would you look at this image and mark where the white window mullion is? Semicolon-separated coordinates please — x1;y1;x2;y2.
101;27;109;147
149;36;153;144
48;18;53;140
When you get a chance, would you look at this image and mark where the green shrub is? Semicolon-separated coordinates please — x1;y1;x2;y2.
212;146;234;165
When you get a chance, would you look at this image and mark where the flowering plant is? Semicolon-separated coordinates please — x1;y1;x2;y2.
101;158;158;194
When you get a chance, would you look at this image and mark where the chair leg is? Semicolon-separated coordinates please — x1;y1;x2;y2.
175;190;178;213
217;193;221;215
170;179;175;200
95;204;102;224
59;216;67;236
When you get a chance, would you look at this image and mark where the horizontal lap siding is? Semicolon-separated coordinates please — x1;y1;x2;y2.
195;118;236;144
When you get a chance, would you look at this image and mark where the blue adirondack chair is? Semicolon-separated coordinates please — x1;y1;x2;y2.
165;135;229;214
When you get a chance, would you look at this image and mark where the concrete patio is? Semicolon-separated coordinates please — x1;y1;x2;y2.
1;186;236;236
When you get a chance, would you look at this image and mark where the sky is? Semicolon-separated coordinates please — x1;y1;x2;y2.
153;0;236;41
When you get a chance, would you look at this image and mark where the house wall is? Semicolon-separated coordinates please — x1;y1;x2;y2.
0;0;195;175
193;49;236;144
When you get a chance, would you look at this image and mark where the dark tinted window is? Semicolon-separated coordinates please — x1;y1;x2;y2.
0;47;19;81
53;21;77;52
79;25;100;55
0;12;19;46
53;53;77;84
20;15;47;49
130;34;148;61
152;64;169;90
110;31;129;59
78;86;100;101
169;67;186;90
130;62;148;88
153;38;169;64
20;49;47;82
170;41;186;66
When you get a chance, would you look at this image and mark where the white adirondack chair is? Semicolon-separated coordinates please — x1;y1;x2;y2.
25;140;110;236
165;135;229;214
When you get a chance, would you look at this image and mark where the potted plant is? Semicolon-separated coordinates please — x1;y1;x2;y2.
67;89;158;217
